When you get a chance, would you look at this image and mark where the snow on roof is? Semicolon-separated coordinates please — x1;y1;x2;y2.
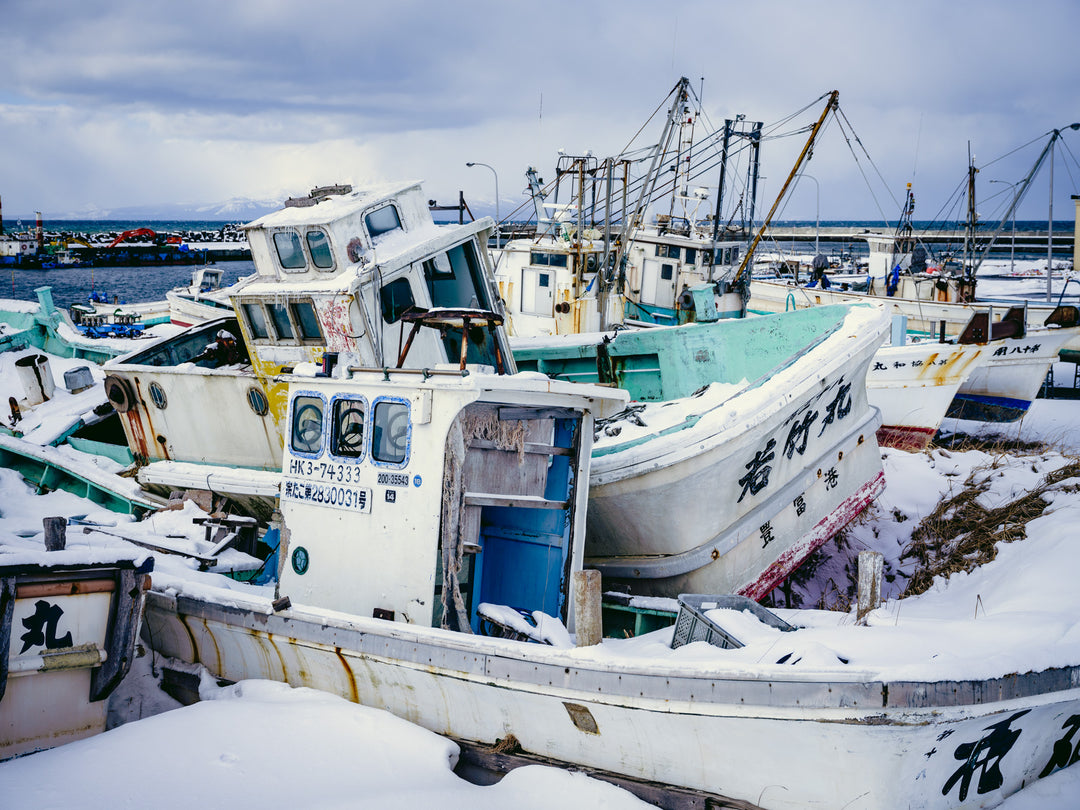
245;181;422;229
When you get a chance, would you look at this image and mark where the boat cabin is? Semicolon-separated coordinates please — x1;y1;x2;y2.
276;366;627;633
623;224;746;325
103;181;513;471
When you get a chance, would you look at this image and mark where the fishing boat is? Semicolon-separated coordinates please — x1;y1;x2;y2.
165;266;247;327
101;181;512;481
139;362;1080;810
513;302;890;598
1;547;152;759
867;339;987;451
493;79;750;338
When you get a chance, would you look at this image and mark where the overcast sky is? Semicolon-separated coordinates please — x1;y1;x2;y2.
1;0;1078;224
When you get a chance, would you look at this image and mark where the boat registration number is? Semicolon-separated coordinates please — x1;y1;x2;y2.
282;478;372;513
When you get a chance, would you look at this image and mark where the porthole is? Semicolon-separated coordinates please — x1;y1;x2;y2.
148;381;168;410
247;386;269;416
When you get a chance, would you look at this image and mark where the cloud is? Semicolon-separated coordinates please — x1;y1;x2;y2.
0;0;1077;221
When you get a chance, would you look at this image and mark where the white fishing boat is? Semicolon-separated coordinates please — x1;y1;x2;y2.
514;302;891;599
102;181;512;478
868;339;987;451
494;79;749;338
1;547;152;759
944;308;1079;421
137;362;1080;810
165;266;246;326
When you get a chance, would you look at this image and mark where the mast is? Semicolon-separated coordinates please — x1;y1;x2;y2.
1047;133;1055;303
970;123;1080;277
893;183;915;271
734;90;839;282
963;145;977;280
710;120;733;254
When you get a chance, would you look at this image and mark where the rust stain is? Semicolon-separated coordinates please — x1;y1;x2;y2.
911;346;984;386
336;648;360;703
315;296;355;353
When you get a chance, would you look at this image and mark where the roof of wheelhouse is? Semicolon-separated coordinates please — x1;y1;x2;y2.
243;181;426;231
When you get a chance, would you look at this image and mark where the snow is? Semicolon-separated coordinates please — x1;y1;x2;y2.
4;344;1080;804
1;663;653;810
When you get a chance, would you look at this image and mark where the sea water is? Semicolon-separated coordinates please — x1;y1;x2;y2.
3;219;254;307
3;259;256;308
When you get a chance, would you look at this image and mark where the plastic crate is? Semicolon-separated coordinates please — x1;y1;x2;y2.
670;594;795;650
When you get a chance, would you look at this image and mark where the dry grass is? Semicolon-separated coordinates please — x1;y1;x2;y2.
900;454;1080;597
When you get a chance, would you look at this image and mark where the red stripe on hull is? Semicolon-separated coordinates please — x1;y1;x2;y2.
738;470;886;601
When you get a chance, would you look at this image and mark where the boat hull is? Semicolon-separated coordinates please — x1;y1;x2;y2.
948;329;1079;422
144;589;1080;810
1;557;151;759
583;305;889;597
165;289;234;327
867;342;986;451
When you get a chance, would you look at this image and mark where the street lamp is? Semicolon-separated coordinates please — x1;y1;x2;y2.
466;162;499;244
990;179;1018;275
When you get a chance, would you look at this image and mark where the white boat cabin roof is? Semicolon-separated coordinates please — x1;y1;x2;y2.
241;181;493;290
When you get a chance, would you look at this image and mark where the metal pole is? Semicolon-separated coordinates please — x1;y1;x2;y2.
991;180;1018;275
803;174;820;256
1047;136;1055;304
735;90;838;282
466;162;500;244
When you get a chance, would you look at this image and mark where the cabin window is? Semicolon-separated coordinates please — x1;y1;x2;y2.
423;254;454;280
530;251;568;268
371;399;409;465
306;230;334;270
268;303;295;340
241;299;321;344
585;253;598;273
425;242;488;309
365;204;402;238
656;244;680;260
243;303;270;339
291;301;322;340
274;231;307;271
685;248;696;265
331;397;367;458
660;264;674;281
290;395;325;455
380;278;416;323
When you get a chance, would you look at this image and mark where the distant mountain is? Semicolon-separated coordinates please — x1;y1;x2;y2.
10;197;283;221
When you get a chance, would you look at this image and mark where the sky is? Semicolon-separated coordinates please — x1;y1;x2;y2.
1;0;1079;224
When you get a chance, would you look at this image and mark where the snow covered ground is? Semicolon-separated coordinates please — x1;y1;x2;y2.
4;349;1080;805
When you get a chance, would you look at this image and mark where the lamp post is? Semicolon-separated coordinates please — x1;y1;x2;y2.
990;179;1018;275
466;162;499;244
802;173;820;256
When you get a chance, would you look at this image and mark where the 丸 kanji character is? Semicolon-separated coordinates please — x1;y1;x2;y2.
19;600;73;654
818;380;853;436
1040;714;1080;778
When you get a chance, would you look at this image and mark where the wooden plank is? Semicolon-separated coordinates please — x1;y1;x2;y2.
17;579;116;598
463;493;568;510
470;439;572;456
